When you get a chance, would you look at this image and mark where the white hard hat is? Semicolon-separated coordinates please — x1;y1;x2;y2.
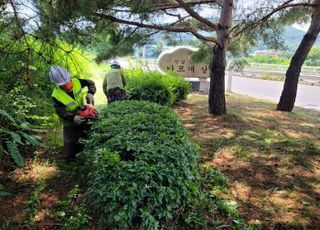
110;60;121;69
49;66;71;85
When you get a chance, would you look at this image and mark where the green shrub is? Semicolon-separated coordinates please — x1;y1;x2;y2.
164;71;191;103
0;108;43;167
247;55;290;65
126;78;173;106
124;69;191;106
305;46;320;66
79;100;200;229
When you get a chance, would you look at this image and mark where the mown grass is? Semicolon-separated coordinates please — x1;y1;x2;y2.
175;93;320;229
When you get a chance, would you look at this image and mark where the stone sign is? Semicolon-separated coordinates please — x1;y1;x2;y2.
157;46;210;78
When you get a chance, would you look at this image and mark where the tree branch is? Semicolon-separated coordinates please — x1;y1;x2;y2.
162;9;183;18
175;0;218;30
94;12;217;44
97;0;218;11
232;1;315;37
154;0;217;11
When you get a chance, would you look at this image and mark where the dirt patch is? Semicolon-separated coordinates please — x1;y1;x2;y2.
0;191;30;224
0;148;78;229
13;164;59;184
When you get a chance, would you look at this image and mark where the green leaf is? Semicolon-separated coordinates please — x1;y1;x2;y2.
19;122;43;132
0;184;11;198
0;128;9;134
0;109;17;125
56;211;66;217
301;200;310;206
0;191;11;198
18;131;42;146
5;141;24;167
9;131;23;144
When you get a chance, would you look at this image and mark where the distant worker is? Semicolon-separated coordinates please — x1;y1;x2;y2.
49;66;97;163
102;60;126;105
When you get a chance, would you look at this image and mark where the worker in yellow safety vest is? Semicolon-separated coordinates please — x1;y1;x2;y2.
49;65;97;163
102;60;126;105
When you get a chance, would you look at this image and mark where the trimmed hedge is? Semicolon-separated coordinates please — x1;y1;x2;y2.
125;75;173;106
80;100;200;229
124;69;191;106
164;71;191;103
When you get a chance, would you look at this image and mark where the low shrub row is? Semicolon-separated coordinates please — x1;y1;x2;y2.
246;55;290;65
79;100;200;229
124;69;191;106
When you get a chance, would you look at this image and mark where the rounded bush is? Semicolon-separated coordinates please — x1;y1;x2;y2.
126;79;173;106
80;100;200;229
124;70;191;106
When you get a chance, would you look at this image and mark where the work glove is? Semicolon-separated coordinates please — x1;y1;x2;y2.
74;115;85;125
86;93;94;105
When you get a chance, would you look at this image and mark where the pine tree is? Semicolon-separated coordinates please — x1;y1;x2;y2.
277;0;320;112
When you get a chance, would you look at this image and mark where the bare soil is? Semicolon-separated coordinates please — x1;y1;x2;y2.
0;147;78;229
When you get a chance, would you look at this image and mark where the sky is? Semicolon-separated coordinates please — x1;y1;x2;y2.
292;23;310;32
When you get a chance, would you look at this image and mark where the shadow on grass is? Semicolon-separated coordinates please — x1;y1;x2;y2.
175;94;320;229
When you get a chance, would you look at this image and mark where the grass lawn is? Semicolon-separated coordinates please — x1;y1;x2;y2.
174;93;320;229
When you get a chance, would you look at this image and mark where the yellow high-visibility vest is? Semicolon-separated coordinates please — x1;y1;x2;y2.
52;78;86;112
105;69;124;91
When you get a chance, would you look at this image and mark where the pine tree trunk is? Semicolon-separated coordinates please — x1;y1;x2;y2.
209;45;227;115
277;0;320;111
208;0;233;115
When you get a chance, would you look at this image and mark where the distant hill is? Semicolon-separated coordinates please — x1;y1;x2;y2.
146;26;320;55
282;26;320;51
249;26;320;53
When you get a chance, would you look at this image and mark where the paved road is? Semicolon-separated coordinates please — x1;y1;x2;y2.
124;58;320;112
227;75;320;112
